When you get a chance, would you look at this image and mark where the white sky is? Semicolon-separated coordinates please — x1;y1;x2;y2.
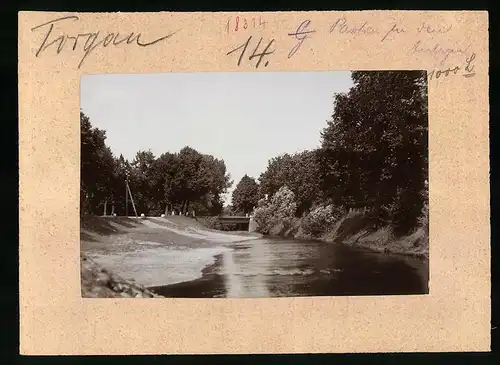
80;71;353;204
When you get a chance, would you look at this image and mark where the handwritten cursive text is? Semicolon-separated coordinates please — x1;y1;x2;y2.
31;15;180;68
410;40;471;64
380;23;405;42
288;20;315;59
427;53;477;81
417;20;453;34
329;17;378;35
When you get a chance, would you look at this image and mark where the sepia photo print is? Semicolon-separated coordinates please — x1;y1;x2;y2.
80;70;429;298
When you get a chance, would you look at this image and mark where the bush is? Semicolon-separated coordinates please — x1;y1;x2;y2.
253;205;272;234
418;201;429;234
202;216;219;229
301;205;337;237
270;186;297;227
198;216;239;231
254;186;297;235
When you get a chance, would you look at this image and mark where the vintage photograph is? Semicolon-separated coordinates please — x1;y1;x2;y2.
80;71;429;298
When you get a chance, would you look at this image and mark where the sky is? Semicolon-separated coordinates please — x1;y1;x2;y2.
80;71;354;204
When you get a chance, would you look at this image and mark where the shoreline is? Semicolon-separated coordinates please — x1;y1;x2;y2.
148;237;429;298
81;216;260;290
247;231;429;260
147;233;428;297
81;255;163;298
148;253;226;297
81;215;428;297
192;211;428;260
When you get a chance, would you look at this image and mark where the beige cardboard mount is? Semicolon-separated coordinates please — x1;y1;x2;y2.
18;11;490;355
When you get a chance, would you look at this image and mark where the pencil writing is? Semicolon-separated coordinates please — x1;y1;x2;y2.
31;15;180;68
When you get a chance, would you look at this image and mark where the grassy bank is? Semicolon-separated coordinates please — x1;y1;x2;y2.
256;210;429;259
322;212;428;258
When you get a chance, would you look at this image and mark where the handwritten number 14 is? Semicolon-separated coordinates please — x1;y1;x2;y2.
227;36;275;68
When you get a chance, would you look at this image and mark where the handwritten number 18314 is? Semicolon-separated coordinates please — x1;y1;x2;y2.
227;36;275;69
225;16;267;33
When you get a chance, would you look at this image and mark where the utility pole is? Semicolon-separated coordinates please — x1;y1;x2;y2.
124;172;138;218
125;174;129;217
126;180;139;217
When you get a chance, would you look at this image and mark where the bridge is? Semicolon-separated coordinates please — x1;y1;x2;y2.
217;216;250;224
214;216;254;232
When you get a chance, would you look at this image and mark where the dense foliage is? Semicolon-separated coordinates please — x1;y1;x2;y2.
258;150;322;216
318;71;428;234
301;205;338;237
81;112;117;215
80;111;232;216
253;186;297;234
82;71;428;239
231;175;260;215
256;71;428;236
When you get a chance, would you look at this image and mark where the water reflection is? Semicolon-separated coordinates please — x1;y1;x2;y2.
221;240;272;297
150;238;429;298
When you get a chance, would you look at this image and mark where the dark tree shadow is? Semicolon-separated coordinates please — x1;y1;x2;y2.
80;216;142;236
111;217;138;229
80;231;97;242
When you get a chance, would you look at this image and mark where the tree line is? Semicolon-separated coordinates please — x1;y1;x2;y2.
81;112;232;217
230;71;428;235
82;70;428;235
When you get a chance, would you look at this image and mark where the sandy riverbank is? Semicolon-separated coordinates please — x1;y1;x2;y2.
81;254;163;298
80;215;261;296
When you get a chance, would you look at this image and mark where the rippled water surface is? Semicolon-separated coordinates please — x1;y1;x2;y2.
83;218;428;298
150;238;429;298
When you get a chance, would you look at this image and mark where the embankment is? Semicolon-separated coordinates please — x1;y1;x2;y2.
81;255;163;298
256;211;429;259
81;216;163;297
80;215;261;297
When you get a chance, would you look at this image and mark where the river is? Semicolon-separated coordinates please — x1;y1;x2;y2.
82;218;429;298
148;237;429;298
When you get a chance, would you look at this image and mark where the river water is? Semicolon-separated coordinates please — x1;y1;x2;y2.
148;237;429;298
82;218;428;298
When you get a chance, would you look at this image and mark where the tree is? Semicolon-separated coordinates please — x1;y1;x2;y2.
154;152;180;213
79;114;232;218
318;71;428;234
129;150;158;215
80;111;116;215
161;147;232;215
231;175;259;215
161;146;202;213
223;205;234;216
259;150;322;216
111;154;131;215
198;154;233;209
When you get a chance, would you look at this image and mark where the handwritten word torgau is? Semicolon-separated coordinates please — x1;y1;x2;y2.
31;16;180;68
